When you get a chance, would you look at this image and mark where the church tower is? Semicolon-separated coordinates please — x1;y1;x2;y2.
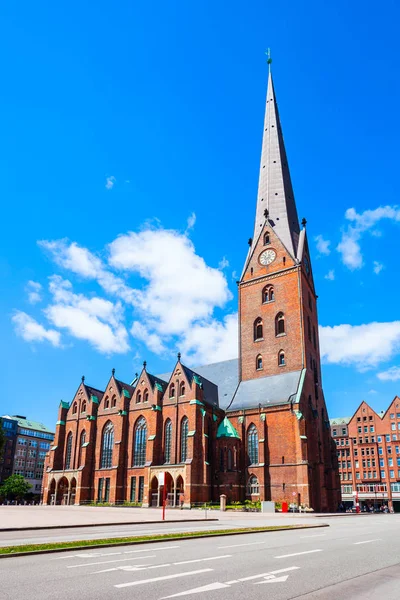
228;64;339;512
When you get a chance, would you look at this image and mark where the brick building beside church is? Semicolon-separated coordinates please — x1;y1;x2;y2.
42;68;340;512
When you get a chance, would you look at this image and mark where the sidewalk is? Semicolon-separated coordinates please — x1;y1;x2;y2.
0;505;336;530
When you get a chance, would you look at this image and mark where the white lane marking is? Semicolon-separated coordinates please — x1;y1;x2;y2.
52;544;179;561
91;555;231;574
161;567;300;597
218;541;267;549
300;534;326;539
255;575;289;584
275;549;323;559
115;568;213;588
67;555;156;568
174;555;231;566
161;582;229;597
353;539;381;545
124;545;180;554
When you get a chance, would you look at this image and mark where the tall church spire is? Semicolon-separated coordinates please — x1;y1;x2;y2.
252;68;300;259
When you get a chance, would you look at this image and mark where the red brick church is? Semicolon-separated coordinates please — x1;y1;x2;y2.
42;68;340;511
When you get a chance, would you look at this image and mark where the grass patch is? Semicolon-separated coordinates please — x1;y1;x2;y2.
0;525;320;556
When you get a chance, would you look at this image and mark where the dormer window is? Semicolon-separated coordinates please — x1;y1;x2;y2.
104;397;110;409
170;384;175;399
72;403;77;415
81;401;86;414
111;396;117;408
180;382;186;396
143;390;149;402
136;391;141;404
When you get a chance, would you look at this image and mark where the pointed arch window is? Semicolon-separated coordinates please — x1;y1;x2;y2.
263;232;270;245
101;422;114;469
104;397;110;409
81;401;86;414
65;432;73;469
79;430;86;467
247;475;260;495
72;403;77;415
275;312;285;335
247;424;259;465
111;396;117;408
143;389;149;403
256;354;263;370
180;417;189;462
164;419;172;464
133;417;147;466
254;318;263;341
169;384;175;399
136;391;142;404
227;448;233;471
180;382;186;396
278;351;285;366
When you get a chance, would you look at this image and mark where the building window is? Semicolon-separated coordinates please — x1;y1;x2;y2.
220;448;224;471
164;419;172;464
256;354;263;370
391;413;395;419
138;476;145;503
111;396;117;408
133;417;147;466
262;285;274;303
263;232;270;245
143;390;149;403
278;351;285;366
333;429;337;436
227;448;233;471
72;403;77;415
101;422;114;469
308;292;312;311
81;401;87;414
79;430;86;467
390;470;395;478
180;417;189;462
97;478;104;503
392;423;396;431
275;312;285;335
169;384;175;398
247;475;260;495
254;318;263;341
247;424;259;465
180;382;186;396
136;391;142;404
313;326;317;349
381;471;386;479
307;316;311;342
104;397;110;409
65;432;73;469
130;476;137;502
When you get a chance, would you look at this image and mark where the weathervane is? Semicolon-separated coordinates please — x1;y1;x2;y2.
265;48;272;71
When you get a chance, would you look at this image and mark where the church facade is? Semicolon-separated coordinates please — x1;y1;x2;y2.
42;69;340;512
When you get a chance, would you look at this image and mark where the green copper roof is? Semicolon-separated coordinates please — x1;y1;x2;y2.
217;417;240;439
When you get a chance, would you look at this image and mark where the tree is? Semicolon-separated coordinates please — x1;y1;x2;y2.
0;474;31;500
0;418;5;461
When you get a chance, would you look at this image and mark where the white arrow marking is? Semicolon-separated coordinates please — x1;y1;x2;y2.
255;575;289;584
115;568;213;588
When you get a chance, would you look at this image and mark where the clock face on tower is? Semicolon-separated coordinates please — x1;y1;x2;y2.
259;249;276;266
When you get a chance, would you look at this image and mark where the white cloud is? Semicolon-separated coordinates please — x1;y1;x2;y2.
337;205;400;270
108;228;232;337
314;234;331;256
186;212;196;231
39;239;103;278
105;176;116;190
373;261;384;275
218;257;229;270
26;281;42;304
181;313;238;364
324;269;335;281
12;311;61;347
368;389;378;394
377;366;400;382
131;321;167;355
320;321;400;370
45;275;129;354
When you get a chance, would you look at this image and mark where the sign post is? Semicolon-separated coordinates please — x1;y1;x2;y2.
159;472;166;521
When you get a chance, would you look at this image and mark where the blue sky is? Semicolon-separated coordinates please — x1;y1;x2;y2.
1;0;400;429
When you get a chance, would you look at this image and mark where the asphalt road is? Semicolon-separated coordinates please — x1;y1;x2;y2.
2;515;400;599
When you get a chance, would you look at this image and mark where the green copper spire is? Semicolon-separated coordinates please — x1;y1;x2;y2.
217;417;240;439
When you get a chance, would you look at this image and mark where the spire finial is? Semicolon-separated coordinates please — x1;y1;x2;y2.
143;360;147;370
81;375;85;383
112;368;115;376
248;237;253;247
265;48;272;71
301;217;307;228
264;208;269;220
177;352;181;361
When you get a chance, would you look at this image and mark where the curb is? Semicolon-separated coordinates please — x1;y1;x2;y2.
0;518;219;532
0;523;329;559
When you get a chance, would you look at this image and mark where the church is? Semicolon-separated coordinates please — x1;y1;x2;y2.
42;67;340;512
